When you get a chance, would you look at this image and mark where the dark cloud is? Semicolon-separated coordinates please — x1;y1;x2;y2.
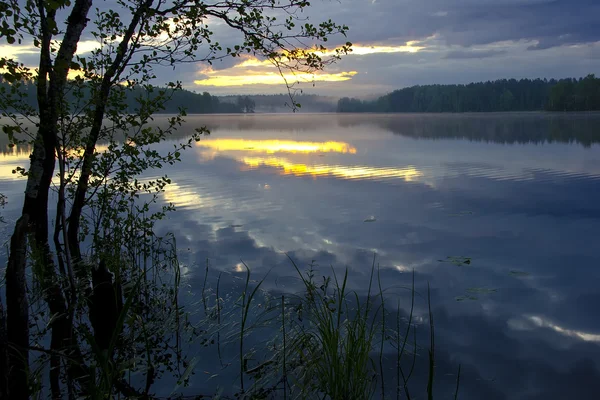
9;0;599;94
333;0;600;49
443;49;508;59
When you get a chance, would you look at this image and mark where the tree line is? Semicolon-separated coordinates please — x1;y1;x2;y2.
338;75;600;113
0;77;255;114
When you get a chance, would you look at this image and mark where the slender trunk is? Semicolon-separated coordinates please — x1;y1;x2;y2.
0;296;7;398
4;1;93;398
6;216;30;400
68;0;153;262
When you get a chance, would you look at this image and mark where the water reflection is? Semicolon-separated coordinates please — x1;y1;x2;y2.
0;147;29;181
0;143;121;181
2;114;600;399
196;138;356;154
510;315;600;343
337;113;600;147
240;156;423;182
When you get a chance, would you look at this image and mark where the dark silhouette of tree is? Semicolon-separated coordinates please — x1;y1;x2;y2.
237;96;256;113
338;76;600;113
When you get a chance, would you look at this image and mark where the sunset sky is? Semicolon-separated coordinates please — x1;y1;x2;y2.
1;0;599;97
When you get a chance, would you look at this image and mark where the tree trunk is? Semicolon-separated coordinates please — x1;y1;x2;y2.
68;0;153;262
0;296;7;398
6;216;30;400
4;1;93;398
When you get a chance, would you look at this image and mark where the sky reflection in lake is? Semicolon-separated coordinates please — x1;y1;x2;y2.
2;113;600;398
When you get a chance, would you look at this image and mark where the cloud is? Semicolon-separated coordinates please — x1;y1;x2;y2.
193;56;358;87
2;0;600;95
443;49;508;59
194;70;357;87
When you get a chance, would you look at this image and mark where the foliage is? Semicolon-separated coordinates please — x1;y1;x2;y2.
0;0;349;398
236;96;256;113
220;93;338;112
546;74;600;111
338;75;600;113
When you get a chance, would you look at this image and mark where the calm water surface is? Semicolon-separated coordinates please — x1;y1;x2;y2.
2;113;600;399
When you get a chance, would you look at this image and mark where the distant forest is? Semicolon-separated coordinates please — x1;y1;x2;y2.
338;75;600;113
0;77;338;114
220;94;338;113
0;78;254;114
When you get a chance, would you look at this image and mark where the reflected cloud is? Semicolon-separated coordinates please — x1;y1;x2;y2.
162;181;207;209
240;156;423;182
510;315;600;343
196;138;357;154
528;315;600;343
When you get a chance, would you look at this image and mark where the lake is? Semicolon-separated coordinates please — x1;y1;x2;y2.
1;112;600;399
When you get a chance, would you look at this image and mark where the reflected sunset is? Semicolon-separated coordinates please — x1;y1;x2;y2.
240;156;423;182
196;139;357;154
0;144;113;180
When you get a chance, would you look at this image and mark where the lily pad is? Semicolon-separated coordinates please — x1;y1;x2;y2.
439;256;472;266
455;295;479;302
449;211;474;217
466;287;497;294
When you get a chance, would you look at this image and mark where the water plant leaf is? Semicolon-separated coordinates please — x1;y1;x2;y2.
455;295;478;301
449;211;474;217
509;270;530;277
439;256;472;266
466;287;497;294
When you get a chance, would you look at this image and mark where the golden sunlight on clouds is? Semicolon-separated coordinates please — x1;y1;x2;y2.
195;70;357;87
193;41;422;87
196;139;356;154
241;156;423;182
0;44;38;59
0;40;100;60
324;42;424;56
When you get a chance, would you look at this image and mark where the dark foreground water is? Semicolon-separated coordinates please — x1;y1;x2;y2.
2;113;600;399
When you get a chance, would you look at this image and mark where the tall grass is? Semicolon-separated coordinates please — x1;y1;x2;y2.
56;252;454;399
200;254;447;400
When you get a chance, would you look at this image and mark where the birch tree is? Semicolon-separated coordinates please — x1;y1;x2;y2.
0;0;349;397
